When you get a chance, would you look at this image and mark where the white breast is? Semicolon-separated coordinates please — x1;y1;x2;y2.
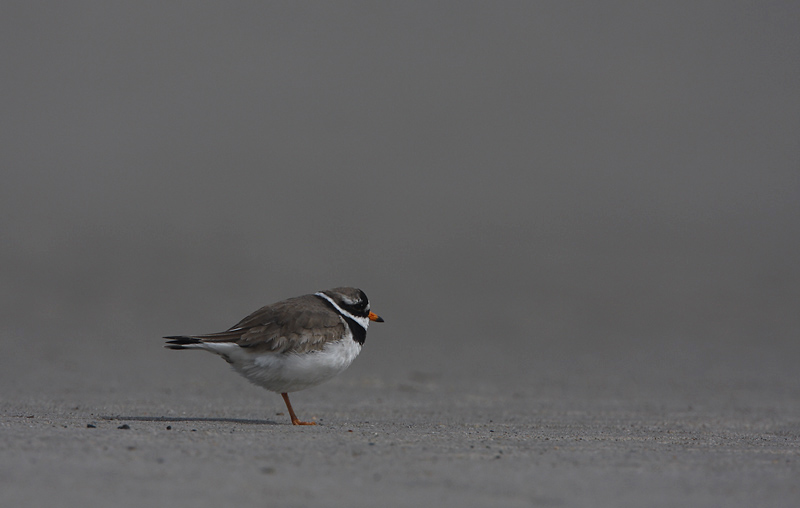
218;337;362;394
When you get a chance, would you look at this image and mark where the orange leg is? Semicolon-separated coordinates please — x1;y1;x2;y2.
281;392;316;426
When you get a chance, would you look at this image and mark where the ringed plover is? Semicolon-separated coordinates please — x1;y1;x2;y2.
165;287;383;425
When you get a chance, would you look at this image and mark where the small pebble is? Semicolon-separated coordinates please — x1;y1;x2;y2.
87;423;96;428
117;424;130;430
166;425;172;430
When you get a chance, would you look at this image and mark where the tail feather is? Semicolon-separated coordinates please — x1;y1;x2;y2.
164;336;203;350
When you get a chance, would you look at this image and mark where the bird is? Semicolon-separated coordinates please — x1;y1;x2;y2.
164;287;383;425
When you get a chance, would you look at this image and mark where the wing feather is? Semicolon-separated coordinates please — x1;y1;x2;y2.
176;294;345;354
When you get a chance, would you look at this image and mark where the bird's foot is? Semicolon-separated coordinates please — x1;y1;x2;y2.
291;418;317;426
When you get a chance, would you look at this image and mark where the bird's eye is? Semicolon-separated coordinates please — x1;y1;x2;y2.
354;300;367;310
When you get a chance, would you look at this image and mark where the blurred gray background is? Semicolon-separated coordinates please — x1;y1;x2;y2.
3;0;799;401
1;4;799;504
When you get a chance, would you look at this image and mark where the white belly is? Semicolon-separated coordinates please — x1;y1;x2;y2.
224;338;362;393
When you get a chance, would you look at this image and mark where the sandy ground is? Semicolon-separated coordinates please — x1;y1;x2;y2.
2;331;799;508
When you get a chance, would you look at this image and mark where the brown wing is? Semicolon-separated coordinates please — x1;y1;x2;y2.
185;294;345;354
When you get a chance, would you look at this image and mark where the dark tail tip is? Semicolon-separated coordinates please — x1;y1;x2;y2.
164;336;202;349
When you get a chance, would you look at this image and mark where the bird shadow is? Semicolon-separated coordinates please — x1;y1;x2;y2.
99;415;281;426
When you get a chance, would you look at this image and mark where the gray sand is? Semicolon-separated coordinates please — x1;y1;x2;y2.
2;330;798;507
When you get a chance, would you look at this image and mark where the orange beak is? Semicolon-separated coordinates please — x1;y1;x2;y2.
369;311;384;323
